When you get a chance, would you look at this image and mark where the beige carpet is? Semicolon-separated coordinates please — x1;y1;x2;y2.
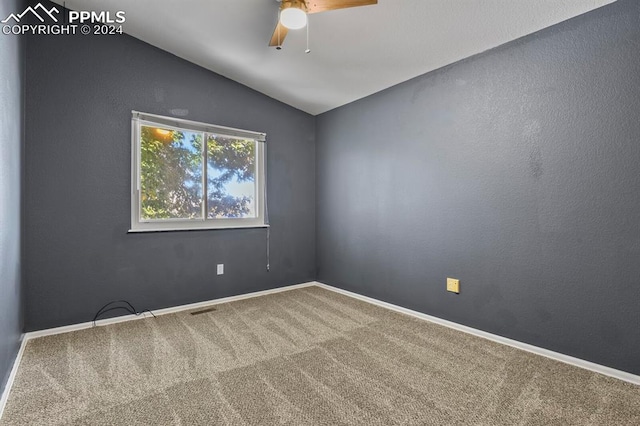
1;286;638;425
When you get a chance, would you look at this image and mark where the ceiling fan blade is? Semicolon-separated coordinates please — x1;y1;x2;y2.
306;0;377;14
268;21;289;47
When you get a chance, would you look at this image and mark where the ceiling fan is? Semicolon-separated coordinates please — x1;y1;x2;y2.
269;0;377;48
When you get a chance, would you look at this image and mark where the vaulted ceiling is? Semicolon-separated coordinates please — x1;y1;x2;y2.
54;0;615;115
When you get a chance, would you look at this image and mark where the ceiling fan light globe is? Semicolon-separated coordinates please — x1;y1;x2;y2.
280;8;307;30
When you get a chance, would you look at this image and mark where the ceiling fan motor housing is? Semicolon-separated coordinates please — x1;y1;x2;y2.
281;0;309;13
269;0;377;47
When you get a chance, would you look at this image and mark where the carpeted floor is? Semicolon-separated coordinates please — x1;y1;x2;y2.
1;286;639;425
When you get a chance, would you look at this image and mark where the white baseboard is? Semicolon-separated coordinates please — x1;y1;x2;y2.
25;281;317;340
314;282;640;386
0;334;28;420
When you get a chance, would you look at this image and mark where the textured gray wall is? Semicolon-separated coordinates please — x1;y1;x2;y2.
316;0;640;374
24;18;315;330
0;0;25;395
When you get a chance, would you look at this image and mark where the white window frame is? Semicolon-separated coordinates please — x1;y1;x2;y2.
129;111;267;232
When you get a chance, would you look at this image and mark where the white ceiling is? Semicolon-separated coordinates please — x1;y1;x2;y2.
54;0;615;115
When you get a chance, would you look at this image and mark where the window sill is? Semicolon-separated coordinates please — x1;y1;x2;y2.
128;224;270;233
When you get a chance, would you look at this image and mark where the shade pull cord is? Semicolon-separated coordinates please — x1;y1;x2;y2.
266;227;270;272
264;145;270;272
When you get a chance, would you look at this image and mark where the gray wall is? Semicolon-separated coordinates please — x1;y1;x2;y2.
24;11;316;331
0;0;25;395
316;0;640;375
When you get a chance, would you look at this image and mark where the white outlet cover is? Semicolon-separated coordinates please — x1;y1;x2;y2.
217;264;224;275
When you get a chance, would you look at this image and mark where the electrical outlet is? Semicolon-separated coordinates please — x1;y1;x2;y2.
447;278;460;294
217;264;224;275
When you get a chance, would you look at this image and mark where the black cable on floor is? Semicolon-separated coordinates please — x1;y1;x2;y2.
92;300;156;327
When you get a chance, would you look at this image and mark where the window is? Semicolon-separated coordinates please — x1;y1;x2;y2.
130;111;267;232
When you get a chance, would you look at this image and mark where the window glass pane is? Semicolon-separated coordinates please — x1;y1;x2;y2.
206;134;256;219
140;125;203;220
